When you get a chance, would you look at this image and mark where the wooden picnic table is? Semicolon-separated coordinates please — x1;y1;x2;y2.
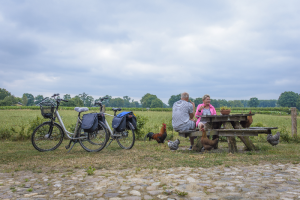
178;113;278;153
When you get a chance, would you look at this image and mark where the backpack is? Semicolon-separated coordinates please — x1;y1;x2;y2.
112;111;137;132
81;113;98;133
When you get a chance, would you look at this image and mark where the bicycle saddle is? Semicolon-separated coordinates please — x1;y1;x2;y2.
112;108;122;112
74;107;89;113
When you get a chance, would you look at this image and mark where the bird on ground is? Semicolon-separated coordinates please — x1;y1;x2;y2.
144;123;167;143
200;129;219;151
168;139;180;150
267;132;280;146
240;111;253;128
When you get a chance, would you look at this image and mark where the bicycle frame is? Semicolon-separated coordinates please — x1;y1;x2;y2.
54;110;86;140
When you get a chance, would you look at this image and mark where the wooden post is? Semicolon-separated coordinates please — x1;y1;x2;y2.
291;107;297;137
224;122;238;153
232;121;256;151
101;105;106;112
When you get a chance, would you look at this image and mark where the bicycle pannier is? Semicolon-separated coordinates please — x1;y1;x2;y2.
112;116;127;132
112;111;137;132
126;113;137;129
81;113;98;133
97;112;106;129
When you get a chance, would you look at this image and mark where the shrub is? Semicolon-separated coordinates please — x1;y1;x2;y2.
0;127;12;140
279;125;292;143
135;114;149;140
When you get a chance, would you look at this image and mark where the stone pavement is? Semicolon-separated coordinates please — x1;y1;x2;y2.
0;163;300;200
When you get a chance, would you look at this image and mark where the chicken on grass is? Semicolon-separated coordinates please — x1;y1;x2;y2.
144;123;167;143
168;139;180;150
200;129;219;151
267;131;280;146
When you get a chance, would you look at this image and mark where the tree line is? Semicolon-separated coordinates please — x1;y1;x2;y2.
0;88;299;109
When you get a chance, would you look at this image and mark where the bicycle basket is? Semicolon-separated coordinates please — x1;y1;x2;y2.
40;102;55;119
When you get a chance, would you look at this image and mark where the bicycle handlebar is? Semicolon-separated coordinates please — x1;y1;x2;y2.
51;93;60;98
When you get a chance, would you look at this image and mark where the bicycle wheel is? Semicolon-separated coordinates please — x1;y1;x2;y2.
116;123;135;149
79;122;109;152
31;122;64;152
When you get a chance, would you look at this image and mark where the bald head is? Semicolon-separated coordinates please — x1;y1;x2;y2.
181;92;189;101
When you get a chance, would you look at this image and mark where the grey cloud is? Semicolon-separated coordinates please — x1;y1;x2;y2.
0;0;300;103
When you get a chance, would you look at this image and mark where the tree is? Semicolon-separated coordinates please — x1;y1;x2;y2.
0;88;11;100
86;96;94;107
123;96;131;107
78;92;88;105
141;93;158;108
168;94;181;107
110;98;124;107
73;96;84;107
150;98;163;108
22;94;28;106
0;95;20;106
278;91;299;107
63;94;71;100
23;93;34;106
248;97;259;107
34;95;44;105
296;95;300;110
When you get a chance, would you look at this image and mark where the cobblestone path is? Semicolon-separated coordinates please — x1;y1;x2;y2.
0;163;300;200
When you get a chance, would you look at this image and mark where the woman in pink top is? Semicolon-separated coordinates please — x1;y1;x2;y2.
195;94;217;130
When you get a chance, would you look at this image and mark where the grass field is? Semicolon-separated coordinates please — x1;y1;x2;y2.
0;110;300;172
1;109;299;138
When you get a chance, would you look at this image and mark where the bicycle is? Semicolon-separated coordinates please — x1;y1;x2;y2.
31;94;135;153
94;99;135;150
31;93;108;152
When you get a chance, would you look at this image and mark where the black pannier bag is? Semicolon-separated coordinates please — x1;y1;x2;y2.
126;113;137;129
112;116;127;132
81;113;98;133
97;112;106;129
112;111;137;132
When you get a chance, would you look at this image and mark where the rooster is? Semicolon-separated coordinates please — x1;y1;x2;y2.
240;111;253;128
168;139;180;150
200;129;219;151
267;132;280;146
144;123;167;143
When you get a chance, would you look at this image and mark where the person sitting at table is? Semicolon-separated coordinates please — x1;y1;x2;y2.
195;94;217;133
172;92;196;150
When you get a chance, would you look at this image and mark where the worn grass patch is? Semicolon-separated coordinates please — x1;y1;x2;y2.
0;139;299;172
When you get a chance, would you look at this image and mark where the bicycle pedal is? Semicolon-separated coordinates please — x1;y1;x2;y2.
65;145;70;149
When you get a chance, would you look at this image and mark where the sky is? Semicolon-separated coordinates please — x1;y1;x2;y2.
0;0;299;105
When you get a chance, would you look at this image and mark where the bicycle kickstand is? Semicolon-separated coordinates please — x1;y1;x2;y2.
65;139;77;153
105;138;114;148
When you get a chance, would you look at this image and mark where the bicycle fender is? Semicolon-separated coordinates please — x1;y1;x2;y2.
98;121;107;129
127;122;135;130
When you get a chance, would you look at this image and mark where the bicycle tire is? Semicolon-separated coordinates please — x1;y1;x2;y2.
79;122;109;152
116;122;135;149
31;122;64;152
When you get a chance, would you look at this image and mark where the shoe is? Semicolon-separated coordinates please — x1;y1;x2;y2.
189;145;193;150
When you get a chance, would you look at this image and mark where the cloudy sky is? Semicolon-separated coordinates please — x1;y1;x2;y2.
0;0;299;104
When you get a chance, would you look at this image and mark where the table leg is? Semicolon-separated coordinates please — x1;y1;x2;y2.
224;122;238;153
232;121;256;151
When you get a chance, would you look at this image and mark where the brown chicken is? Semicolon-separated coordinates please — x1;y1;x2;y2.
144;123;167;143
200;129;219;151
240;111;253;128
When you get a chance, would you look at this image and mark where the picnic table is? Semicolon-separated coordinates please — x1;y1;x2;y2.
178;113;278;153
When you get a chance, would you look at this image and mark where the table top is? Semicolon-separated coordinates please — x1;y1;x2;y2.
196;113;255;122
